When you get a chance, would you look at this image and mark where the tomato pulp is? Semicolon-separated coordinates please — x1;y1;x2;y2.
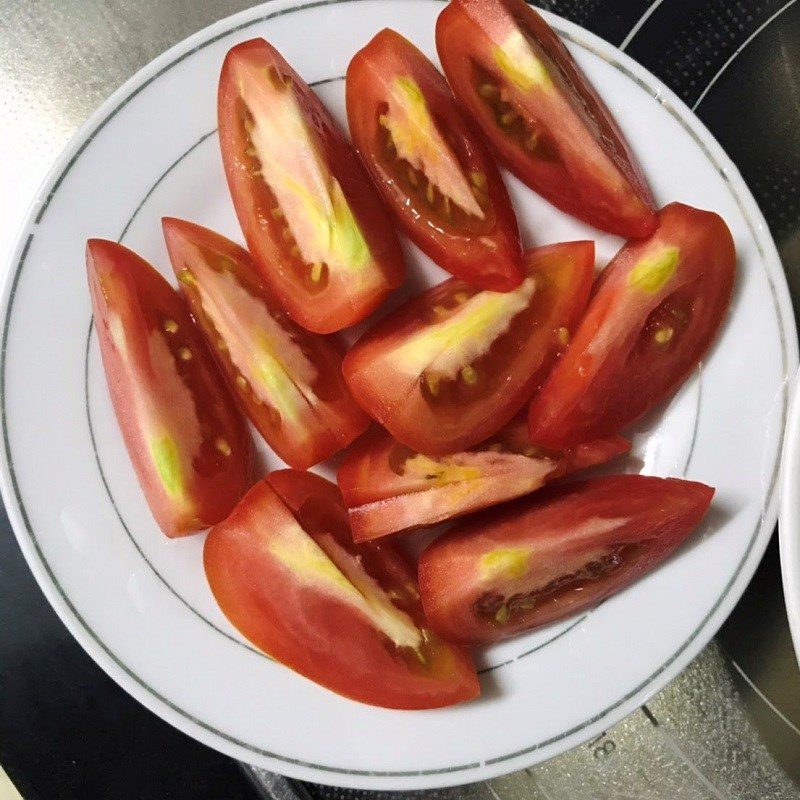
343;241;594;454
436;0;656;237
86;239;252;537
163;218;369;468
419;475;714;643
218;38;405;333
204;470;479;708
338;418;629;540
347;28;523;290
529;202;736;449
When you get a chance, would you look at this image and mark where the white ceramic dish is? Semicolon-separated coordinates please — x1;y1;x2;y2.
780;369;800;669
0;0;796;790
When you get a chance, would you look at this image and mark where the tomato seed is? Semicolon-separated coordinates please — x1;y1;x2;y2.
477;83;499;98
270;207;284;219
424;373;441;396
461;365;477;385
425;182;436;205
163;319;178;334
654;326;674;345
557;327;570;346
214;438;231;456
178;347;192;361
470;170;487;189
178;269;196;286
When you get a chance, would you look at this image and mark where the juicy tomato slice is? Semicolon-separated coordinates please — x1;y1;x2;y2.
218;38;405;334
162;218;370;469
419;475;714;644
346;28;523;291
343;241;594;454
435;0;657;238
338;419;629;541
529;203;736;449
204;470;479;709
86;240;252;537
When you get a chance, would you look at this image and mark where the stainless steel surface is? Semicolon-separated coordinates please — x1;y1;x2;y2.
2;1;799;797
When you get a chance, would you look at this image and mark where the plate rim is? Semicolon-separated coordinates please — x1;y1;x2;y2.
1;0;797;789
780;368;800;670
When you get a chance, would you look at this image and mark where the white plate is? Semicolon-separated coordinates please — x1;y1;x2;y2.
0;0;795;790
780;369;800;668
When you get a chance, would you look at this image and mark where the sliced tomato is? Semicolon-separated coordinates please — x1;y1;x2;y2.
162;218;369;469
338;419;628;541
343;241;594;454
529;203;735;449
218;38;405;334
419;475;714;644
435;0;656;238
204;470;479;709
346;28;523;291
86;240;252;537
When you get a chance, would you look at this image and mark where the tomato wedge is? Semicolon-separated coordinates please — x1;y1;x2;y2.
343;241;594;454
419;475;714;644
86;240;252;537
218;38;405;334
529;203;735;449
338;418;629;541
204;470;479;709
346;28;523;291
162;218;370;469
435;0;657;238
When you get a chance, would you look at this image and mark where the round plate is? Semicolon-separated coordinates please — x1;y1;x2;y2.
1;0;795;789
780;369;800;669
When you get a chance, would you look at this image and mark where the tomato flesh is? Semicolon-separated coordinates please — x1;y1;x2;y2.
338;419;629;541
218;38;405;333
419;475;714;643
529;203;736;449
162;218;369;469
346;28;523;290
436;0;656;238
343;241;594;454
204;470;479;709
86;239;252;537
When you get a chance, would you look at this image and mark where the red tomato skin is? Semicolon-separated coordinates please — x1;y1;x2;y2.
346;28;523;291
162;218;370;469
338;422;629;541
343;241;594;455
419;475;714;644
528;203;736;449
218;38;405;334
86;240;252;537
204;470;479;709
436;0;657;238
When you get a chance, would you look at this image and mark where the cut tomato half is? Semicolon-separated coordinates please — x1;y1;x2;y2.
162;218;369;469
218;38;405;333
343;241;594;454
436;0;656;238
419;475;714;644
529;203;735;449
346;28;523;290
338;418;629;541
204;470;479;709
86;240;252;537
